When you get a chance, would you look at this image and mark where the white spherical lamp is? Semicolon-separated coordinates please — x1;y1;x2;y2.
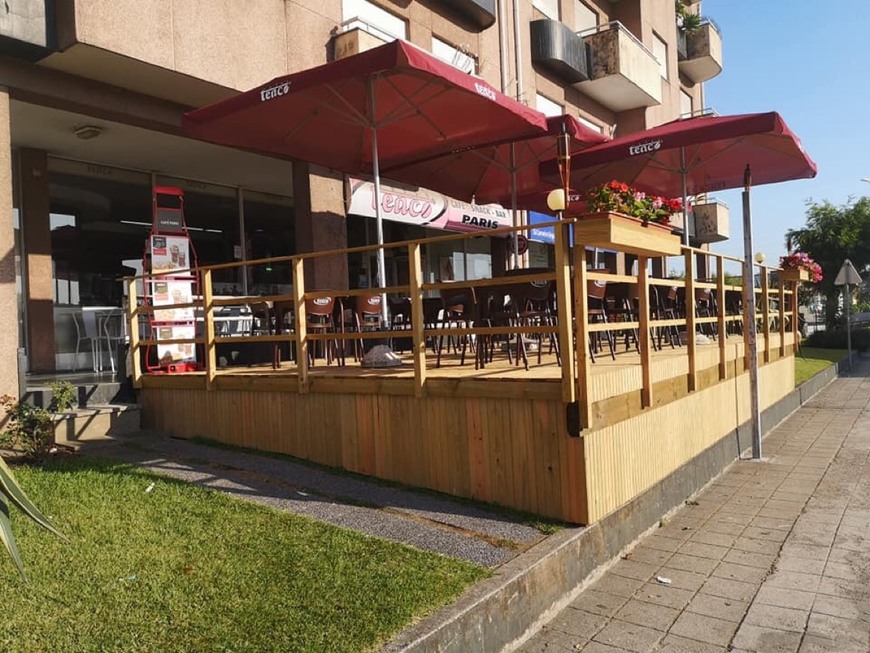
754;252;765;264
546;188;566;212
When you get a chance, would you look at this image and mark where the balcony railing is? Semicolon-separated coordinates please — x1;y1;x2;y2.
332;18;395;61
574;21;662;111
530;19;589;84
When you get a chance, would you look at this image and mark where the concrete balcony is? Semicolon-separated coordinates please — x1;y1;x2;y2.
678;22;723;83
692;200;730;244
331;20;391;61
438;0;496;30
530;19;589;84
574;22;662;112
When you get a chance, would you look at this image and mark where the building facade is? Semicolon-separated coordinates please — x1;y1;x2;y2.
0;0;722;394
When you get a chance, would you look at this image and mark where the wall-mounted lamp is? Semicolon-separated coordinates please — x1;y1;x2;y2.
73;125;103;141
546;188;566;212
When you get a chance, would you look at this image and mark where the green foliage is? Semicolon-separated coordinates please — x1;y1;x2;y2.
47;381;77;413
676;0;702;33
805;327;870;351
0;457;486;650
785;197;870;328
0;396;54;462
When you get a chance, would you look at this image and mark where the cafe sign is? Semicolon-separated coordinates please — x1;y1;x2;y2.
346;177;511;233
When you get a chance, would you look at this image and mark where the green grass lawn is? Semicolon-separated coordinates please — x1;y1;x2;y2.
795;347;848;385
1;457;488;653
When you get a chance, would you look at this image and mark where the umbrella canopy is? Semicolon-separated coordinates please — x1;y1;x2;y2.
183;39;548;175
540;111;817;198
384;114;607;206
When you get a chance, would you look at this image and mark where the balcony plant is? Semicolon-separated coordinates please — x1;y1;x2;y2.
675;1;702;34
779;252;823;283
575;180;683;257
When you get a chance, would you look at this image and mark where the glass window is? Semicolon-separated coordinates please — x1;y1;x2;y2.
342;0;407;42
242;189;296;297
680;90;693;117
574;1;597;33
577;113;604;134
533;0;559;20
536;93;563;118
432;37;477;74
652;33;668;80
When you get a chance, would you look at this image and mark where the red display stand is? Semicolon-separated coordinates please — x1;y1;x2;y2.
143;186;201;372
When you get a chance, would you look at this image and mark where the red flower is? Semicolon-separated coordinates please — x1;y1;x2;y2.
618;183;630;193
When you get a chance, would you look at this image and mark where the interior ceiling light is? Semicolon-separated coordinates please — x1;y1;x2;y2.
73;125;103;140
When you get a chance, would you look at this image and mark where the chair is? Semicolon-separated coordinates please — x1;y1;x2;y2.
474;284;526;370
352;293;384;360
510;280;559;366
305;296;338;365
72;310;103;372
436;286;476;367
101;310;128;375
586;277;616;362
248;301;274;336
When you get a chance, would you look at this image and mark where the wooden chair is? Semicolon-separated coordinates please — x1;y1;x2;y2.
587;276;616;361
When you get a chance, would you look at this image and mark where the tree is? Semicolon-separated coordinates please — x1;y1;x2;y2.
785;197;870;328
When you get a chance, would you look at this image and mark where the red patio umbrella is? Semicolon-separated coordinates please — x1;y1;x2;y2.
183;39;548;318
541;110;817;459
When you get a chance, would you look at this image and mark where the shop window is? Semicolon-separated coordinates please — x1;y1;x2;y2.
242;189;296;297
432;36;476;74
574;0;597;33
533;0;560;21
652;33;668;80
342;0;408;42
536;93;563;118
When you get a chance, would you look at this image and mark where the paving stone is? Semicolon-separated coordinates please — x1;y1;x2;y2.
780;543;832;560
765;570;822;593
593;573;646;598
721;548;777;569
612;598;679;632
665;553;719;575
669;611;739;647
755;585;816;611
712;561;770;585
569;590;629;617
684;592;748;623
634;582;695;610
815;576;866;599
591;619;663;653
741;526;789;543
689;530;737;548
822;561;854;580
811;594;865;621
731;623;802;652
745;603;809;633
578;641;631;652
750;516;796;532
608;559;659;582
774;556;826;575
651;567;706;592
625;547;671;566
655;634;728;653
643;535;683;553
677;541;730;561
518;628;581;652
545;608;608;640
731;536;782;555
699;576;758;602
797;633;867;653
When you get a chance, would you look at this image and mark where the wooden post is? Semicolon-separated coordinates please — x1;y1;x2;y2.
792;281;800;353
573;245;591;429
637;256;652;408
760;266;770;363
716;255;726;380
554;219;576;405
408;243;426;397
127;277;142;388
685;249;697;391
779;270;785;358
202;269;217;388
293;257;309;393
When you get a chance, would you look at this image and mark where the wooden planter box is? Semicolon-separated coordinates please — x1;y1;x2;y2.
780;268;810;283
575;212;682;257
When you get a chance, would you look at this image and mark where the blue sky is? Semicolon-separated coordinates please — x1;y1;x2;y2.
702;0;870;262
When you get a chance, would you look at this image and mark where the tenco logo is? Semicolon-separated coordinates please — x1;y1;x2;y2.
474;82;497;101
628;139;663;156
260;82;290;102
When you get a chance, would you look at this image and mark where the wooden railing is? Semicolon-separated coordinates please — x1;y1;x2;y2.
127;217;799;432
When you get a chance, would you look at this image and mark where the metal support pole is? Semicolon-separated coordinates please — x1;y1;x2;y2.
368;78;389;324
845;282;853;372
741;165;762;459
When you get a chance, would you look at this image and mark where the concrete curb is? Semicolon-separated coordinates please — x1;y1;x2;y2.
383;355;849;653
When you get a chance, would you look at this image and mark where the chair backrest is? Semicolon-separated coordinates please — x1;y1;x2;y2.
695;288;712;304
355;293;383;327
586;277;608;301
103;311;127;339
306;296;335;322
439;286;475;317
80;310;101;338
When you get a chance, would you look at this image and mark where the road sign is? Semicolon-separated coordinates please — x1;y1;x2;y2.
515;234;529;256
834;259;862;286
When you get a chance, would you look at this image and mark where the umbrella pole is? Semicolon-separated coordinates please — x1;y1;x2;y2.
680;147;690;248
510;144;519;269
368;79;389;324
741;164;762;459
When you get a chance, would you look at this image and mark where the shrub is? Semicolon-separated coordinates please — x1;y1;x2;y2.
48;381;77;413
0;395;54;462
805;327;870;351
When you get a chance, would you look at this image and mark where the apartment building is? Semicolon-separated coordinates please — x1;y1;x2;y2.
0;0;722;392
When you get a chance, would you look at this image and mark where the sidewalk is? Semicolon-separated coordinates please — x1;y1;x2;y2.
517;362;870;653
